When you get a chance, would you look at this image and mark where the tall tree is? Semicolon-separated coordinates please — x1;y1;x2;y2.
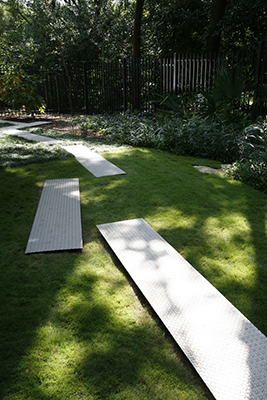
143;0;210;56
133;0;144;58
205;0;227;54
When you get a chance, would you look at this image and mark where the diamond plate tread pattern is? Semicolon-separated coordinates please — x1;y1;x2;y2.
3;129;61;144
63;144;126;177
0;120;51;130
97;218;267;400
25;179;83;254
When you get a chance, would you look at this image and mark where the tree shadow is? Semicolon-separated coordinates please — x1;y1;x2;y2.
78;148;267;398
0;147;266;399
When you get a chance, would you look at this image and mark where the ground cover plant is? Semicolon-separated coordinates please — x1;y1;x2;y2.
0;132;74;168
73;111;267;193
0;125;267;399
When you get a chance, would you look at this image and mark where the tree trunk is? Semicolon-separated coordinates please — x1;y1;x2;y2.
206;0;227;54
132;0;145;110
133;0;145;59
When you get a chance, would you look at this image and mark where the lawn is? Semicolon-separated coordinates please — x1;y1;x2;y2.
0;127;267;400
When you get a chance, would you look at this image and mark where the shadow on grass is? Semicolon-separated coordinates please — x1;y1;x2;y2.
0;161;84;398
0;148;266;399
0;135;74;169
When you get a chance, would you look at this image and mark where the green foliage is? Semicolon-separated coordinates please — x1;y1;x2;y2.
155;93;188;119
0;70;45;115
220;0;267;52
1;0;265;72
227;158;267;193
75;112;242;163
199;64;250;127
75;112;267;192
143;0;210;55
227;122;267;192
166;115;242;163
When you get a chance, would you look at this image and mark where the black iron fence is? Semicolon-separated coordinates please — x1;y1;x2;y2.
1;43;267;115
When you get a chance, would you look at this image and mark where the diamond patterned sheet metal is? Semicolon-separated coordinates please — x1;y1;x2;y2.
2;128;60;144
0;120;58;143
25;179;83;254
0;120;51;130
63;144;126;177
97;218;267;400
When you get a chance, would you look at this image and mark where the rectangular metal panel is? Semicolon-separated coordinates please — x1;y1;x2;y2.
0;120;51;130
25;179;83;254
3;129;60;144
97;218;267;400
63;145;126;177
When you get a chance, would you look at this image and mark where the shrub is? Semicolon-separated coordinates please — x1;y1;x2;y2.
199;64;252;129
0;70;45;115
164;115;242;163
76;112;242;163
226;122;267;193
72;113;267;193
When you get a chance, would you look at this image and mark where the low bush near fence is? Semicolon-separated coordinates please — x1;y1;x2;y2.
226;122;267;193
73;112;243;163
73;112;267;193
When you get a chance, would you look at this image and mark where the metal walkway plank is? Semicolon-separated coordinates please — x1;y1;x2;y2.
25;179;83;254
0;120;51;130
63;144;126;177
4;129;61;144
97;218;267;400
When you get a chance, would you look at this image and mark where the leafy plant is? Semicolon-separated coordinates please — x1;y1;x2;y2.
199;64;250;127
154;93;188;119
226;121;267;192
0;70;45;116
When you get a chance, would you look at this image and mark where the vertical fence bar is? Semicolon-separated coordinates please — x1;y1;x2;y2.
181;54;184;93
169;57;172;92
173;53;177;94
192;53;195;93
188;53;192;94
177;53;181;94
261;43;267;84
185;53;188;94
33;49;264;115
166;58;169;92
83;62;89;114
123;58;127;112
254;42;263;108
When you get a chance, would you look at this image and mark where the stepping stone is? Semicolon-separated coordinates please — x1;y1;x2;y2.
97;218;267;400
194;165;228;174
25;179;83;254
63;144;126;177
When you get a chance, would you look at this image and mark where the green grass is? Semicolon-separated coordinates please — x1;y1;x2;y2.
0;131;267;399
0;122;14;128
0;132;74;168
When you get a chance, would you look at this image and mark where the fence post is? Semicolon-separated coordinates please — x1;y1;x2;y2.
253;42;263;115
123;58;127;112
132;57;141;110
83;62;89;114
173;53;177;94
56;73;61;113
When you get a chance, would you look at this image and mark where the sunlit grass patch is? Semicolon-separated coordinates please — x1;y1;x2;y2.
0;146;267;399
